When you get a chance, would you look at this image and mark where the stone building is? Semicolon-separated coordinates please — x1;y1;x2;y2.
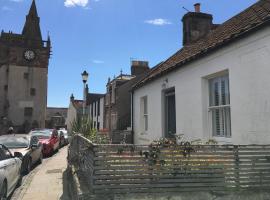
0;0;51;133
66;90;104;133
104;61;149;143
45;107;68;129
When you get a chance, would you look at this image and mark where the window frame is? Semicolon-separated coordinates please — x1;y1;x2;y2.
208;74;231;138
140;96;148;133
0;145;13;161
24;107;33;117
30;88;36;96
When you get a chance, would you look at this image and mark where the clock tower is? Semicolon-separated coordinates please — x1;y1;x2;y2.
0;0;51;132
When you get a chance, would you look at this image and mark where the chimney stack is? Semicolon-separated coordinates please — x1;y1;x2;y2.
131;61;150;76
194;3;201;13
182;3;214;46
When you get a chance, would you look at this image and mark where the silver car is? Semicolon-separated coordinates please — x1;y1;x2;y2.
0;144;22;200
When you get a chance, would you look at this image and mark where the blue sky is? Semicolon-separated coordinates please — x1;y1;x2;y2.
0;0;257;107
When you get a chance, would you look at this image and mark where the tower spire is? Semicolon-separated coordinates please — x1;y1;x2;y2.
22;0;42;44
28;0;38;17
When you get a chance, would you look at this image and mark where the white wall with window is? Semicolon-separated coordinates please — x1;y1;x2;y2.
140;96;148;134
133;26;270;145
89;97;104;131
208;74;231;138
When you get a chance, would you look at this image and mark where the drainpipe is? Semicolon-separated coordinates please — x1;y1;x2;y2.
131;90;134;144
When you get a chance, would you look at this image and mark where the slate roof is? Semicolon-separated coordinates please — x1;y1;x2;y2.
86;93;105;105
133;0;270;90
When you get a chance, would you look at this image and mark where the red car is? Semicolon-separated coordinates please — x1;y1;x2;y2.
30;129;60;157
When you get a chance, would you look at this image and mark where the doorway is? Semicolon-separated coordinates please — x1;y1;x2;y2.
164;88;176;138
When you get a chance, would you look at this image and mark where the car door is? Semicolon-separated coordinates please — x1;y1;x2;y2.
0;146;18;192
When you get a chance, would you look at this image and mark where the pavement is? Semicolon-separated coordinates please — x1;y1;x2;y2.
12;146;70;200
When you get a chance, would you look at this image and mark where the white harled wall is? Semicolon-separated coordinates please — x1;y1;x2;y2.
133;27;270;145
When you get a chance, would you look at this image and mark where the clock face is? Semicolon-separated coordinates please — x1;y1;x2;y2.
24;50;36;61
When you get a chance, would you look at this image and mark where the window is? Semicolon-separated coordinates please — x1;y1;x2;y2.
141;96;148;132
24;72;29;79
0;145;12;160
97;122;100;130
111;83;116;104
111;113;117;130
94;102;96;116
30;88;36;96
97;100;100;116
209;74;231;137
91;105;93;117
105;87;110;106
4;85;8;91
24;107;33;117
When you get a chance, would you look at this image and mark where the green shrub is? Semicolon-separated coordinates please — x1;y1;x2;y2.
71;116;109;144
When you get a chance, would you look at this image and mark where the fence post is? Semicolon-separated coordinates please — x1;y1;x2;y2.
233;145;240;190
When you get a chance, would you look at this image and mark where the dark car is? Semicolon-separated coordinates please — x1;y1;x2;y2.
30;129;60;157
0;134;43;174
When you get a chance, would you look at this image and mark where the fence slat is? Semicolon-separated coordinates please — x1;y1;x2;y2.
68;135;270;195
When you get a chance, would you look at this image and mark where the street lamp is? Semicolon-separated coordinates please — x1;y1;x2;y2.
81;70;89;115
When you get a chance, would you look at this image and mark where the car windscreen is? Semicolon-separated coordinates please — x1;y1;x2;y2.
31;130;52;139
0;136;29;149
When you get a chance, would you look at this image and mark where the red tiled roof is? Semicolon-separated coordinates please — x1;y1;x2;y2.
133;0;270;90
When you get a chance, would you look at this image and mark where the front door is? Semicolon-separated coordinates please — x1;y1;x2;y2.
164;88;176;138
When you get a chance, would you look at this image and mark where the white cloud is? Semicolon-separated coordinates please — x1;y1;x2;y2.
92;60;104;64
144;18;172;26
64;0;89;7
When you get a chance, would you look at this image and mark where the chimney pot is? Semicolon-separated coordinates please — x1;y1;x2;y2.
194;3;201;12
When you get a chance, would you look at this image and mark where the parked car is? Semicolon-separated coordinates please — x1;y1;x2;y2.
58;129;69;147
0;144;22;200
0;134;43;174
58;131;65;148
30;129;60;157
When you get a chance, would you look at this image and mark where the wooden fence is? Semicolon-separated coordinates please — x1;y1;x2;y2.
68;134;270;195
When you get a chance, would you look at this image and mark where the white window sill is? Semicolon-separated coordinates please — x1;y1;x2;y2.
140;132;148;136
212;136;232;145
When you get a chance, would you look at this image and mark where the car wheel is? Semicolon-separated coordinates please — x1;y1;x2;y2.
25;158;32;174
0;180;7;200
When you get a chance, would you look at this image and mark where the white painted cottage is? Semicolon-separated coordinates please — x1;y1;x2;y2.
132;1;270;145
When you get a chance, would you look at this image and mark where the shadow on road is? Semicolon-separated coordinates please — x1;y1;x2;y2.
59;169;71;200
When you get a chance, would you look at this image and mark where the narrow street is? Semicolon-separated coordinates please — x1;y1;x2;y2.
11;147;70;200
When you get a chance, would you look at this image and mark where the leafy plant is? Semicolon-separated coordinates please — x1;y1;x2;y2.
71;116;109;144
205;139;218;145
71;116;91;135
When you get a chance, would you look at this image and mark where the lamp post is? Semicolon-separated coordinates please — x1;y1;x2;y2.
81;70;89;116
